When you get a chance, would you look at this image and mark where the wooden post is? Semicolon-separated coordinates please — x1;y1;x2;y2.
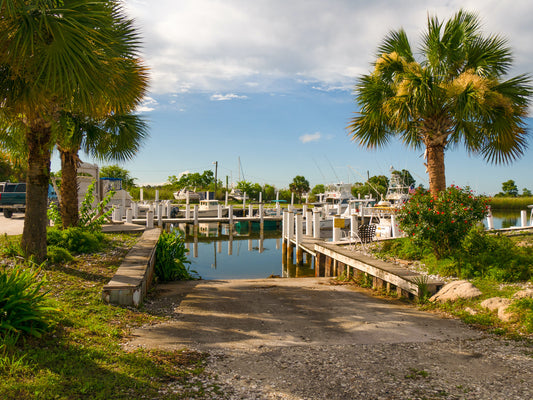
185;204;191;219
140;188;143;202
132;202;138;218
126;208;133;223
243;192;246;210
316;252;325;277
521;210;527;227
225;190;228;206
391;214;400;238
288;211;295;241
276;201;281;216
217;204;222;219
228;205;234;225
350;214;359;238
259;204;264;230
248;204;253;218
291;192;294;207
155;189;159;202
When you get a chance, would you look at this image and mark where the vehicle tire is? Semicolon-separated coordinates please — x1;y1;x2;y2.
3;209;13;218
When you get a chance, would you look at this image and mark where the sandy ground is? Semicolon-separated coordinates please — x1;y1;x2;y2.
127;278;533;399
0;214;24;235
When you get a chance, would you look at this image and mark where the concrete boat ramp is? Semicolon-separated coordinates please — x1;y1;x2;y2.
127;278;480;351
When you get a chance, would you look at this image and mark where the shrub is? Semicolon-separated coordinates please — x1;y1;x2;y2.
0;267;55;338
398;186;489;259
78;180;114;232
457;226;533;282
155;229;195;281
47;246;74;264
47;227;104;254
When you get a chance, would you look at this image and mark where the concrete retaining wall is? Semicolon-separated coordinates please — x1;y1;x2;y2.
102;228;161;307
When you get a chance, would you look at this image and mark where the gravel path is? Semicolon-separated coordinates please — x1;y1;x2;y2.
132;279;532;399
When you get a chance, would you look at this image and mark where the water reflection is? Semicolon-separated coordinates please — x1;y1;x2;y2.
168;222;315;279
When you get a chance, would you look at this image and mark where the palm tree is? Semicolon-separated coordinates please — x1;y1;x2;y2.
57;113;148;228
0;1;147;260
348;10;532;196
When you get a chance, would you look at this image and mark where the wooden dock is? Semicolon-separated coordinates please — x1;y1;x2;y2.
285;233;443;299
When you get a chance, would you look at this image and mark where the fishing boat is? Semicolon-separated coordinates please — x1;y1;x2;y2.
197;199;228;217
173;189;201;201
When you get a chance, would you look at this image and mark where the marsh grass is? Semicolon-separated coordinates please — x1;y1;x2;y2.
488;196;533;210
0;232;217;399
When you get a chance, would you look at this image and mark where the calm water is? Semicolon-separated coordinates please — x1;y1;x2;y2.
172;223;315;280
484;210;531;229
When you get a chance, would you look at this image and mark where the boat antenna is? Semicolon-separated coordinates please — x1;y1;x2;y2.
313;158;327;182
325;155;340;182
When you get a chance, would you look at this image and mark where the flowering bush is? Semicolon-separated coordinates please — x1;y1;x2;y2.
397;185;489;258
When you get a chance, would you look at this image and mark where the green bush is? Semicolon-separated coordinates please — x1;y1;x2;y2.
377;237;428;260
155;229;195;281
0;267;55;338
47;227;104;254
508;298;533;333
47;246;74;264
398;186;489;259
458;227;533;281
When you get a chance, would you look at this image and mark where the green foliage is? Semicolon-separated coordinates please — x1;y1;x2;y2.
155;229;195;281
398;185;489;259
0;266;54;338
47;245;74;264
235;180;263;200
168;170;214;191
262;184;277;201
100;165;136;190
47;200;62;229
0;235;23;258
78;180;114;232
499;179;519;197
352;175;389;199
289;175;310;201
486;196;533;210
377;237;428;260
457;227;533;282
47;228;104;255
508;298;533;333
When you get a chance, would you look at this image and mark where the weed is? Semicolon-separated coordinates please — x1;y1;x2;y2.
405;368;429;379
155;228;197;281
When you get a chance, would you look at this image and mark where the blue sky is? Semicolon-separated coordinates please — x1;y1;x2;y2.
53;0;533;196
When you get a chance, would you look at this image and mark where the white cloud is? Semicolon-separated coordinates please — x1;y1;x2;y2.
124;0;533;95
210;93;248;101
136;96;158;112
300;132;322;144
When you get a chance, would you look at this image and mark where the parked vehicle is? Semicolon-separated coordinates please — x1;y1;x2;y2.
0;182;58;218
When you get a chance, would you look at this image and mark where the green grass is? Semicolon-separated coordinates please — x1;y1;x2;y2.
488;196;533;210
0;233;220;399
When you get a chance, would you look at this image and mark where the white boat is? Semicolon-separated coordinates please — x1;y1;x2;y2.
197;199;228;217
229;188;245;201
173;189;201;201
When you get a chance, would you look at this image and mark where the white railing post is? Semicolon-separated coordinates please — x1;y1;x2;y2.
146;210;154;228
228;205;233;225
126;208;133;223
132;202;138;218
288;211;295;241
313;209;321;239
333;217;342;242
295;214;303;246
193;205;198;226
217;204;222;219
521;210;527;227
185;204;190;219
282;210;288;240
306;210;312;235
248;204;254;217
157;203;163;227
155;189;159;202
140;188;144;202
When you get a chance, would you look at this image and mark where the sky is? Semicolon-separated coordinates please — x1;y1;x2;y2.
53;0;533;196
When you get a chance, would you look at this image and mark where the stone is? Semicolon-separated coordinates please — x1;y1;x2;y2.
429;280;482;303
513;288;533;299
480;297;513;322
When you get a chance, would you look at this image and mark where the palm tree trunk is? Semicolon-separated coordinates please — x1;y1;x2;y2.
21;122;52;262
426;143;446;196
59;150;80;228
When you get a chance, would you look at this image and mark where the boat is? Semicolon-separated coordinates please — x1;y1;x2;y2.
234;219;279;233
229;188;245;201
173;189;201;201
197;199;228;217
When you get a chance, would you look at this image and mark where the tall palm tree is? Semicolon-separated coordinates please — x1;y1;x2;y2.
0;1;147;260
57;113;148;228
348;10;532;196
